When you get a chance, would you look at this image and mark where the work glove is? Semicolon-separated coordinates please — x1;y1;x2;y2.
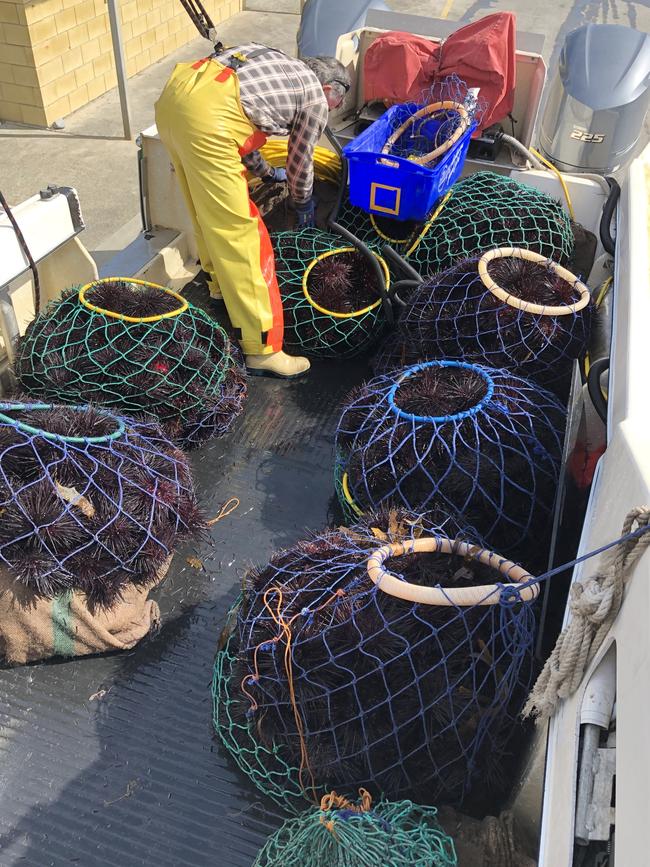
293;198;316;229
262;166;287;184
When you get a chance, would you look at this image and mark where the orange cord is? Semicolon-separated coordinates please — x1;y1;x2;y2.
241;584;346;803
207;497;240;525
318;788;373;840
321;787;373;814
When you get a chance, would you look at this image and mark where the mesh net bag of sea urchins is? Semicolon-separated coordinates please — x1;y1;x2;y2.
14;278;247;448
212;510;538;812
335;171;575;277
372;247;592;388
271;228;390;358
335;360;566;568
0;400;204;607
253;790;457;867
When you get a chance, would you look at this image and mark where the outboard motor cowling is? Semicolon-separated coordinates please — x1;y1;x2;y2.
539;23;650;173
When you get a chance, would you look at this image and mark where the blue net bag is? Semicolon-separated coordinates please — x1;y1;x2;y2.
212;511;538;812
0;400;203;606
14;278;247;448
373;247;592;386
335;361;566;567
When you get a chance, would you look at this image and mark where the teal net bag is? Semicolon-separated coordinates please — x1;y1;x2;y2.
336;171;575;277
271;229;390;358
14;278;247;447
253;789;457;867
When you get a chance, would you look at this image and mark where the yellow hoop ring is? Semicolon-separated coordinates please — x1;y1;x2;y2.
341;471;364;517
367;537;539;607
302;248;390;319
369;214;413;246
404;190;453;258
79;277;189;323
477;248;591;317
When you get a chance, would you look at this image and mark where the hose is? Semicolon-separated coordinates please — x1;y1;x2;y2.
587;356;609;425
381;245;424;283
599;177;620;256
323;124;348;225
0;188;41;314
500;134;576;221
500;133;545;170
390;279;423;307
530;147;576;221
245;140;342;187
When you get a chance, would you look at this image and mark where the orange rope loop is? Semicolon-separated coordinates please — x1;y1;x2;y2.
206;497;240;525
320;787;373;814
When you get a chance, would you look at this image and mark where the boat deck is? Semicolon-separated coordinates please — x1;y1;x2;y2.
0;282;368;866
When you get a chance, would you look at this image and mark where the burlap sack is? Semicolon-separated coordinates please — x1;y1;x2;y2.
0;556;172;666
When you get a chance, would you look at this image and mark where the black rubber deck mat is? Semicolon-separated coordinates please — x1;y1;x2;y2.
0;287;368;866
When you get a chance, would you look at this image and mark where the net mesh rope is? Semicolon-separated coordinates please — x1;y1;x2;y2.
14;280;247;448
271;229;387;358
380;74;484;164
212;511;537;813
336;172;574;277
253;790;457;867
372;251;591;387
335;361;566;568
0;400;203;607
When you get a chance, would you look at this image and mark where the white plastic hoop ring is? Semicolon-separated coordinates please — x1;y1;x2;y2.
366;537;539;606
477;248;590;317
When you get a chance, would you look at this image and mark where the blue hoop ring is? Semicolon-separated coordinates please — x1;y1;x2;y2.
0;402;125;443
387;360;495;423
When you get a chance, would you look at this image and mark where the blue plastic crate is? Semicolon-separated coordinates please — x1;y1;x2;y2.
343;103;477;222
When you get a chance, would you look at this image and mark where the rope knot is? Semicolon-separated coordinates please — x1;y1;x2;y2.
524;506;650;720
569;576;615;623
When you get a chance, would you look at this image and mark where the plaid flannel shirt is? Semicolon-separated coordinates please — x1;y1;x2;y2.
215;43;328;204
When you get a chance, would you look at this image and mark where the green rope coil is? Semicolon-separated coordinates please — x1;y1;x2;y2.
271;229;389;358
253;793;457;867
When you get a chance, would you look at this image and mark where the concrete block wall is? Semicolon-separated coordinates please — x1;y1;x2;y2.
0;0;241;126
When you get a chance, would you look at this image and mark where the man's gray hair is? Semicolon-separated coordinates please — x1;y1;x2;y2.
302;56;351;101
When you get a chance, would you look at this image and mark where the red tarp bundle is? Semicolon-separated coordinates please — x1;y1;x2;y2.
363;12;517;133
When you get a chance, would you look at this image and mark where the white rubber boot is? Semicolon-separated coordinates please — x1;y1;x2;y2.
246;351;311;379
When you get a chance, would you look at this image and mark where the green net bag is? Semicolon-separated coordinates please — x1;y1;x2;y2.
253;790;457;867
271;229;390;358
336;172;575;277
212;628;305;812
14;278;246;448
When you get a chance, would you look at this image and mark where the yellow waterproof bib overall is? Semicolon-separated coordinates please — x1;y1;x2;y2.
155;57;283;355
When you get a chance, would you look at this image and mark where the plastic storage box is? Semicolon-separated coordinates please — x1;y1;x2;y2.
343;103;477;221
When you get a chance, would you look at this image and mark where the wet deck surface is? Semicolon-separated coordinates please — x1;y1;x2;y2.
0;289;369;866
0;274;586;865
